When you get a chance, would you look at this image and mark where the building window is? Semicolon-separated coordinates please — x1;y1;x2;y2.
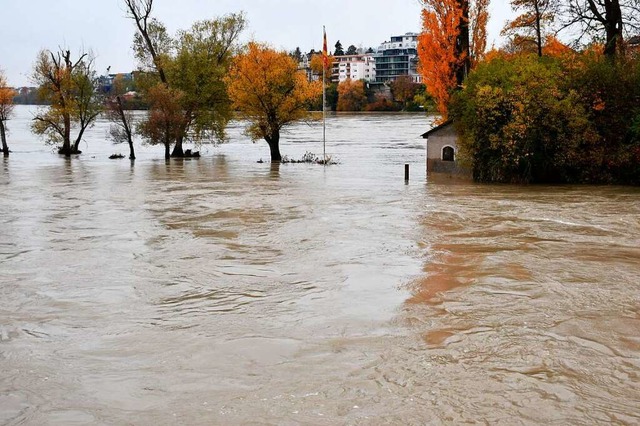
442;146;455;162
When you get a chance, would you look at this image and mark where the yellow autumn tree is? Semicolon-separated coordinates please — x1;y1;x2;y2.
225;42;322;162
0;70;15;156
310;53;334;78
418;0;489;120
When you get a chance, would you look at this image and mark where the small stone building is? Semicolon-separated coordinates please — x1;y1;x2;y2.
421;121;471;178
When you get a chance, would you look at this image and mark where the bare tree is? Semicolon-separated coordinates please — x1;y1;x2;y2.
562;0;640;57
123;0;169;83
106;76;136;159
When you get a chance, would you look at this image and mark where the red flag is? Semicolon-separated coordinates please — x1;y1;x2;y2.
322;26;328;69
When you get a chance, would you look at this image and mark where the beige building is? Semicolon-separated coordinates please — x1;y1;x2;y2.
421;121;471;178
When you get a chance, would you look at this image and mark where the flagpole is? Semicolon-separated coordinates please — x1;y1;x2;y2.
322;26;327;165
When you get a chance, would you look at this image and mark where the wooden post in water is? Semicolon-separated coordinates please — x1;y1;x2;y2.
405;164;409;182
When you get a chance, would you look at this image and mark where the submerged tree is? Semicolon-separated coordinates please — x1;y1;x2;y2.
106;76;136;160
417;0;489;119
225;42;322;162
124;0;245;157
31;49;102;156
0;70;15;156
167;16;245;155
137;84;186;159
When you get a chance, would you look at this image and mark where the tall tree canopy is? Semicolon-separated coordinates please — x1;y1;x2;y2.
334;40;345;56
125;0;171;83
417;0;489;119
31;49;102;156
502;0;558;57
138;84;186;159
124;0;245;157
225;42;322;162
0;70;15;156
562;0;640;58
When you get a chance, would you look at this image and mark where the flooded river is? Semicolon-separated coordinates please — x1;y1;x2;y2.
1;106;639;424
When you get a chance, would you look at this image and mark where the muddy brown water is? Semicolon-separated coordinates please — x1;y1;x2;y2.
1;106;639;424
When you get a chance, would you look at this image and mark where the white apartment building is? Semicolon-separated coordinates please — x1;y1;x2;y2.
331;54;377;84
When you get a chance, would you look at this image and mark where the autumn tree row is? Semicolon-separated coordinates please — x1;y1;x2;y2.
418;0;640;120
0;0;329;162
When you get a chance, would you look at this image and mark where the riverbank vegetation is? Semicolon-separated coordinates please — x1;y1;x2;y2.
419;0;640;185
451;52;640;184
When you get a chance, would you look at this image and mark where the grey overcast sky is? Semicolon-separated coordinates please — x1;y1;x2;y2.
0;0;513;86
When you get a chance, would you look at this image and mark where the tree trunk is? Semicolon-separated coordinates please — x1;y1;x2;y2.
116;96;135;160
73;128;86;154
171;135;184;157
128;140;136;160
60;113;72;156
587;0;624;58
164;141;171;159
0;120;8;156
604;7;623;58
535;1;543;57
455;0;471;86
266;132;281;162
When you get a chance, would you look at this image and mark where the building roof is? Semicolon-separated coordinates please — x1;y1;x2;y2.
421;120;453;138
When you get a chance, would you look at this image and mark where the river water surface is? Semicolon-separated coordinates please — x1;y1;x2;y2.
1;106;639;424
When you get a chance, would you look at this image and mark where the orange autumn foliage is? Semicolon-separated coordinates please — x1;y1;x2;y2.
0;71;15;121
226;43;322;135
0;70;15;155
501;0;557;57
225;42;322;161
470;0;490;65
418;3;460;120
310;53;334;78
418;0;488;120
543;35;572;57
336;79;367;111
